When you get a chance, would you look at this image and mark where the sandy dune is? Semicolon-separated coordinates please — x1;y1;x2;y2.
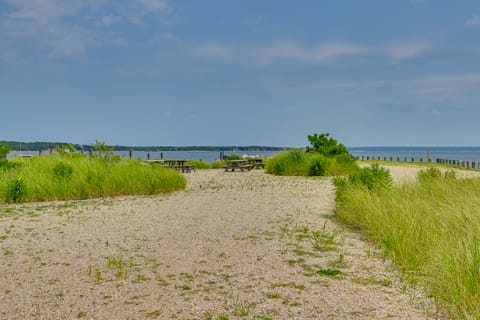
0;169;436;319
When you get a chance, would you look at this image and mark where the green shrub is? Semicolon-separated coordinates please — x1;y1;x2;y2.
53;162;74;180
186;159;210;169
266;149;310;176
0;144;11;159
417;167;442;183
308;154;329;176
347;164;392;191
328;154;359;176
0;160;18;171
306;132;349;157
225;154;242;160
6;177;27;203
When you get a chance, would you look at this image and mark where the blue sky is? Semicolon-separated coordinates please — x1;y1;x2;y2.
1;0;480;147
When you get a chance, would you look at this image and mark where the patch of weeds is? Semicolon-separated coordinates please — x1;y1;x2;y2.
87;265;102;283
154;274;169;287
76;311;86;318
106;255;134;280
266;292;282;299
231;297;256;317
316;268;343;278
180;272;194;281
262;230;276;240
3;248;13;256
286;258;305;266
48;279;59;285
216;316;230;320
145;310;162;318
180;284;192;291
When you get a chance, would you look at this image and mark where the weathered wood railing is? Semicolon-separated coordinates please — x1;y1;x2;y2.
356;156;479;170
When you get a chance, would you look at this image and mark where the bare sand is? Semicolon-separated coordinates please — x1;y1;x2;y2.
0;169;440;319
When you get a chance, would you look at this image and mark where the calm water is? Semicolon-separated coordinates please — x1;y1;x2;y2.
9;150;281;163
10;147;480;163
348;147;480;163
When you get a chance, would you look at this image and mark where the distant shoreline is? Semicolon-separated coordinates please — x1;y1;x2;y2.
0;140;290;152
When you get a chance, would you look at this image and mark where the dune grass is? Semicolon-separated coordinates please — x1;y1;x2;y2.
0;156;186;203
265;149;358;177
334;166;480;318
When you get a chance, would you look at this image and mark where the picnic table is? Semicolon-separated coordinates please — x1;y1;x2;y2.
145;159;195;173
224;160;254;172
164;160;195;173
246;157;266;169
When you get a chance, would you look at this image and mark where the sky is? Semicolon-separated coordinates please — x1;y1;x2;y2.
1;0;480;147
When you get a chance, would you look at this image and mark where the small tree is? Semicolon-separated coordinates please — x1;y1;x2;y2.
0;144;12;159
306;133;349;157
91;140;118;162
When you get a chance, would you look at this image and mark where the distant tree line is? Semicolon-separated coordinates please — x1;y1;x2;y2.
0;141;287;152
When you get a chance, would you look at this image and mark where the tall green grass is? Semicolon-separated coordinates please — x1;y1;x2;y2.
335;166;480;318
265;149;358;176
0;156;186;203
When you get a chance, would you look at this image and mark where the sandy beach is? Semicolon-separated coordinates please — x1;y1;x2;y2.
0;168;441;319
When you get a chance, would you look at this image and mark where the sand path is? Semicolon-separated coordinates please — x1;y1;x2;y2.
0;169;436;319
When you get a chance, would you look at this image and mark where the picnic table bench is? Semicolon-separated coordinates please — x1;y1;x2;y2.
246;158;266;169
145;159;195;173
224;160;254;172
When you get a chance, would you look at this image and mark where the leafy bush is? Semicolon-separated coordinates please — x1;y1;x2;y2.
417;167;442;183
6;177;27;203
308;154;329;176
418;167;456;184
0;160;18;171
307;133;349;157
266;149;310;176
347;164;392;191
53;162;74;180
0;144;11;159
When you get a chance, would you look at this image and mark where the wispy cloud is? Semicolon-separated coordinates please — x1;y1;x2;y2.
388;43;430;60
0;0;172;62
135;0;170;13
465;14;480;27
263;42;365;63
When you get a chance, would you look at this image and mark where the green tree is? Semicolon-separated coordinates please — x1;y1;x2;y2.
306;133;349;157
0;144;12;159
91;140;118;162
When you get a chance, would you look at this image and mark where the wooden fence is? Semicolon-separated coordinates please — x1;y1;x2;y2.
356;156;480;170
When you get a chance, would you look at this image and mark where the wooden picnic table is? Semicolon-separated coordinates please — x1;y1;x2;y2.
159;160;195;173
246;158;266;169
224;160;254;172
